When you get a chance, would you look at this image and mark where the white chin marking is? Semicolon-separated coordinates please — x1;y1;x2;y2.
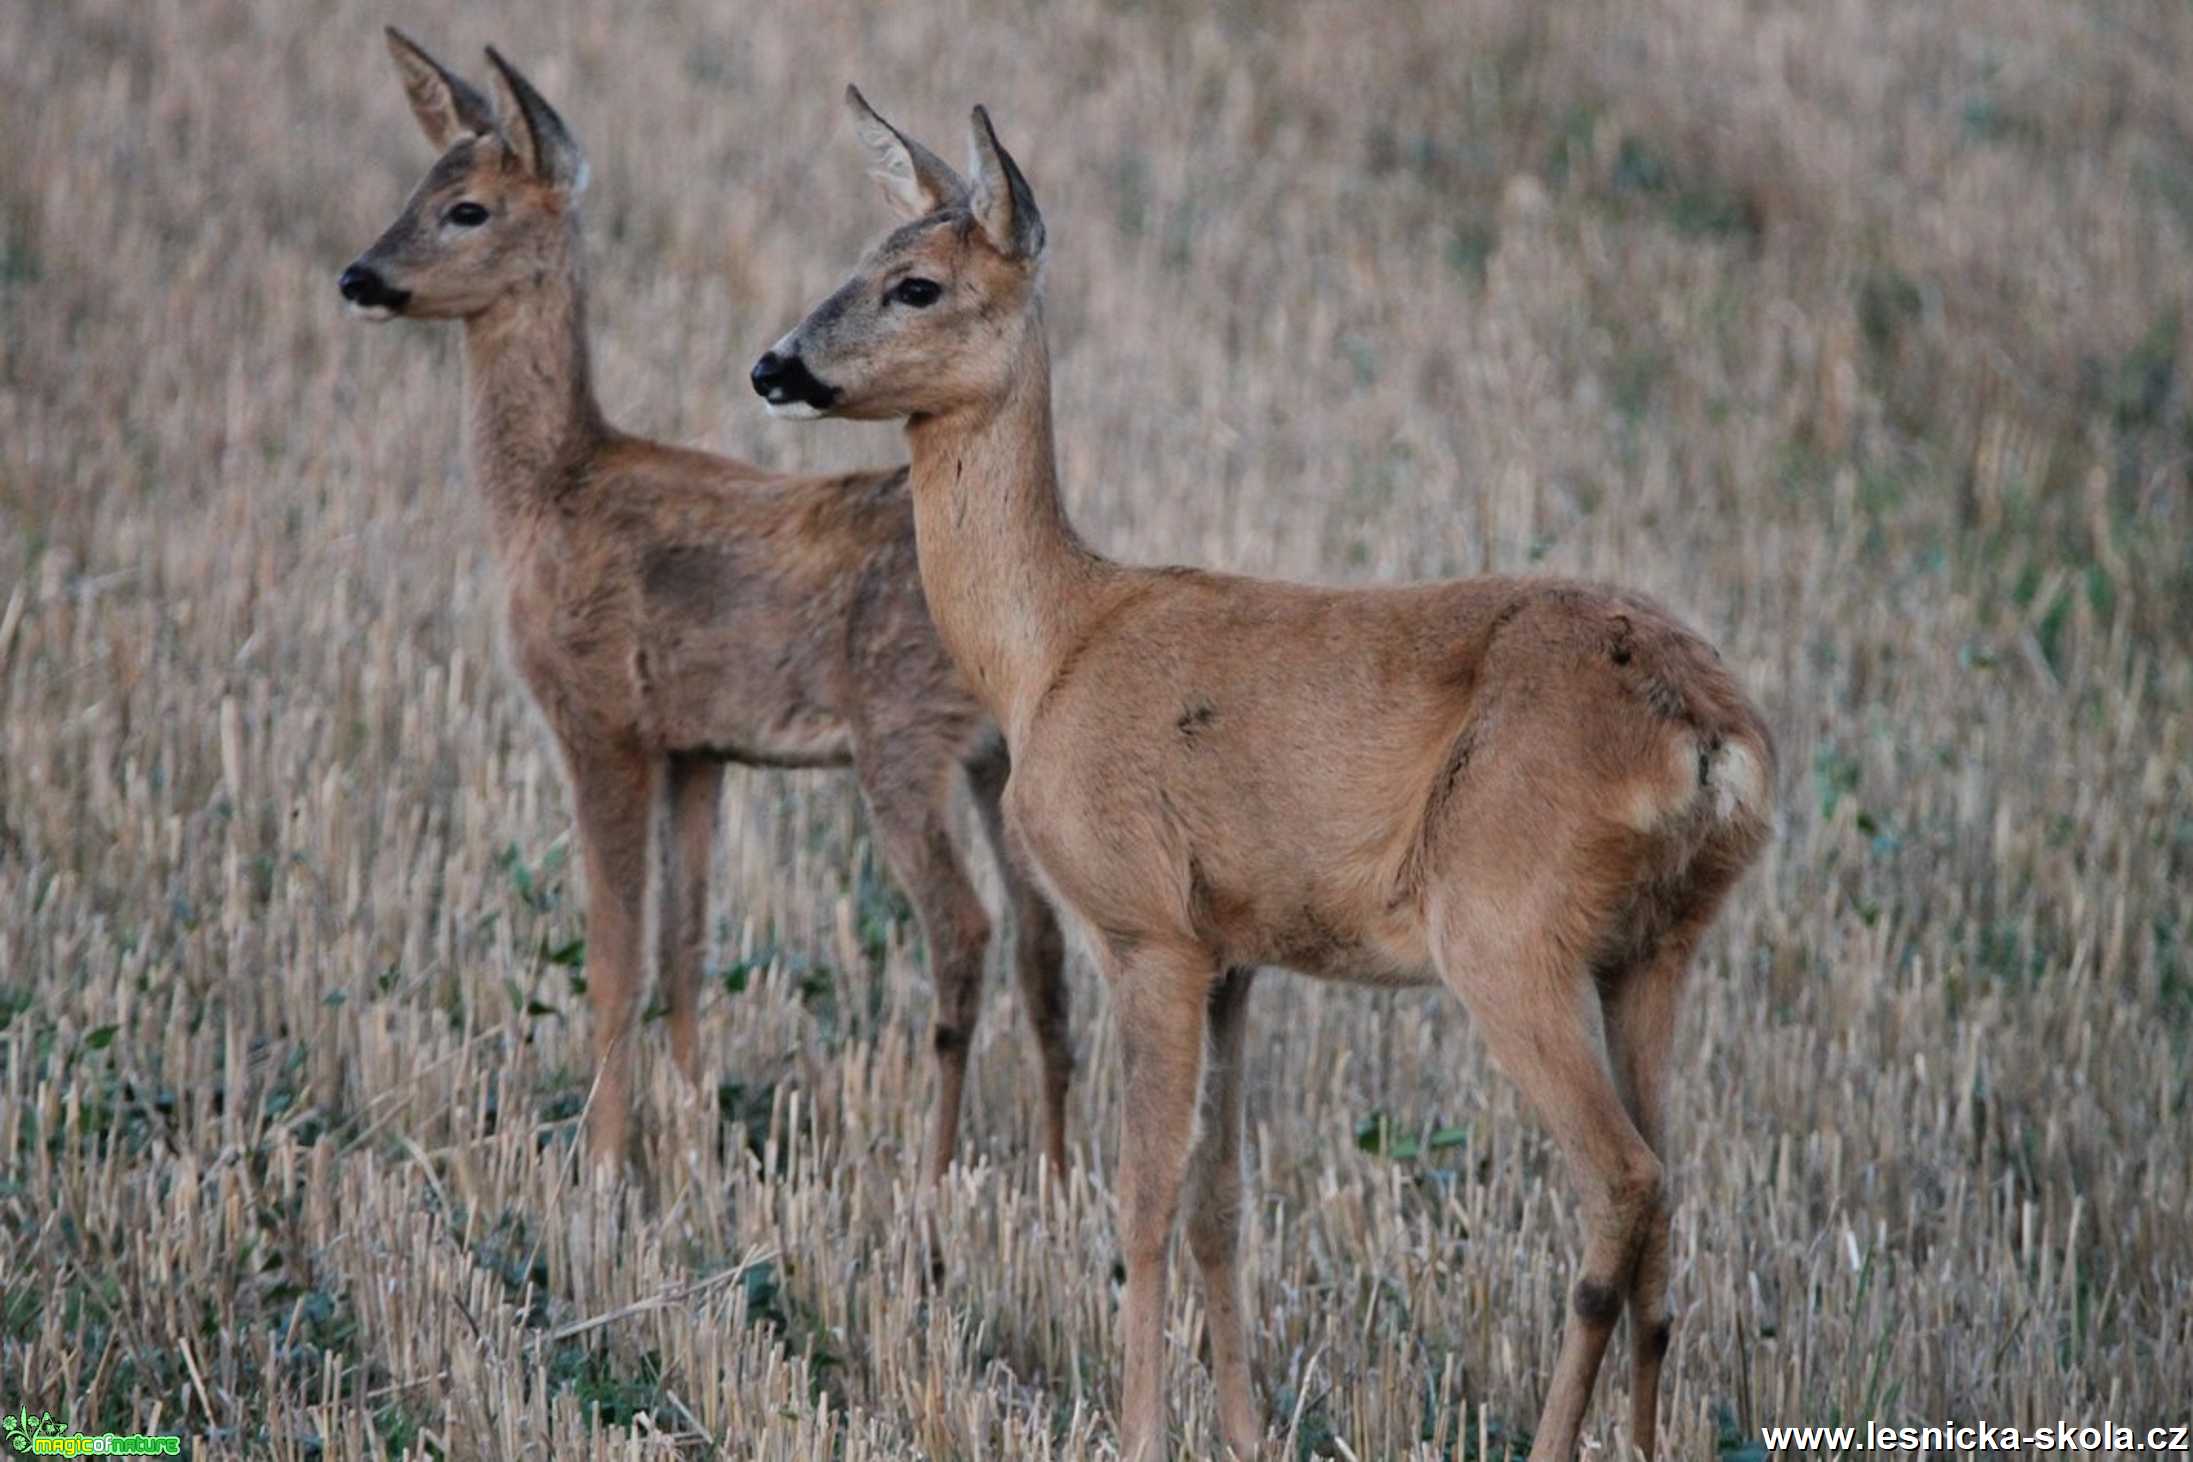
345;302;395;322
765;399;823;420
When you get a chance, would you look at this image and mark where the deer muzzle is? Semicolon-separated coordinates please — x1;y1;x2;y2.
750;349;838;418
338;262;411;318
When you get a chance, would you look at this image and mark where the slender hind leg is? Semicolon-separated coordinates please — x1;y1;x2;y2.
856;736;992;1187
1433;897;1663;1462
658;755;724;1091
1598;910;1719;1459
1185;967;1261;1458
968;740;1074;1176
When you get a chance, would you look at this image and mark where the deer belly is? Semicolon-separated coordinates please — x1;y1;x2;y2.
1228;883;1440;989
1272;924;1439;988
674;698;853;770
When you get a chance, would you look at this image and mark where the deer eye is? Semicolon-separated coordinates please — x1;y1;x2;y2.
890;277;942;308
444;201;491;228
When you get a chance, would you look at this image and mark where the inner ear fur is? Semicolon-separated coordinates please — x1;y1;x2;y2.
386;27;497;150
846;84;967;220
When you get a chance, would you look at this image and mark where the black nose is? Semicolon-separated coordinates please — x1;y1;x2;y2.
338;263;407;311
750;350;790;394
750;349;838;410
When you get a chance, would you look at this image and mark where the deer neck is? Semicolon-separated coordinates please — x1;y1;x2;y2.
904;316;1110;733
459;227;607;528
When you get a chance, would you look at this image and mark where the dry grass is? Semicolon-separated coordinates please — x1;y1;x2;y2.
4;0;2191;1456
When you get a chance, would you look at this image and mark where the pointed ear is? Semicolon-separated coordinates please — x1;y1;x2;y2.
844;85;965;220
385;27;496;149
966;105;1044;261
483;46;589;194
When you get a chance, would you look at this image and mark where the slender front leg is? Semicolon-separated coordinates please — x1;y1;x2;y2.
658;754;725;1090
1185;967;1260;1458
857;740;992;1188
967;740;1074;1177
1014;885;1073;1176
569;742;658;1169
1112;941;1219;1462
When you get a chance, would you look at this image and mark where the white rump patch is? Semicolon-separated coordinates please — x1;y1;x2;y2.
1624;733;1770;832
1709;738;1770;824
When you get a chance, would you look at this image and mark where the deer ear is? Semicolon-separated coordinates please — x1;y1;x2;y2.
385;27;496;149
967;105;1044;261
845;85;965;219
483;46;589;194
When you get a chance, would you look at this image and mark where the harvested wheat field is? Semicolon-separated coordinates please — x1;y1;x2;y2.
3;0;2190;1456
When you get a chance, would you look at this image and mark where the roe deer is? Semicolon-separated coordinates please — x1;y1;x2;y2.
751;91;1774;1460
337;34;1072;1181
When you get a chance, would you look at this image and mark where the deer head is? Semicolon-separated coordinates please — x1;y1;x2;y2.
338;29;588;321
751;88;1045;420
